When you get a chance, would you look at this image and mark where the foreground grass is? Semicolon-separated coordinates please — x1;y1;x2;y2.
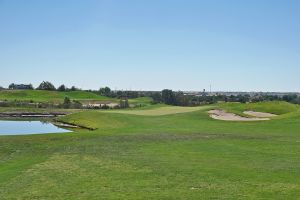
0;102;300;199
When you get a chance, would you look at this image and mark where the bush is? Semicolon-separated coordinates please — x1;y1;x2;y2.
72;100;82;109
101;104;110;109
63;97;71;109
120;99;129;108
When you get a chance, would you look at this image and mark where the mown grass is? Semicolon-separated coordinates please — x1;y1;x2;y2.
102;105;213;116
128;97;153;105
0;101;300;199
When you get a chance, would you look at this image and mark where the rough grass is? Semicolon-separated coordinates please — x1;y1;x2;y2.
1;101;300;199
218;101;299;116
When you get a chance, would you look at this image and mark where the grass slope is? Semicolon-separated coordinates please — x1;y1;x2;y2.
1;101;300;199
128;97;153;105
0;90;113;103
219;101;299;115
218;101;300;119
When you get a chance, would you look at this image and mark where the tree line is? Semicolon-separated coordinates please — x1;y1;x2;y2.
7;81;80;91
151;89;300;106
3;82;300;105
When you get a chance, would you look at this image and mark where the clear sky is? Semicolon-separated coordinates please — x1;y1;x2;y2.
0;0;299;92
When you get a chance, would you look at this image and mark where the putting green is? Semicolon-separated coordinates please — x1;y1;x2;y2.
102;105;212;116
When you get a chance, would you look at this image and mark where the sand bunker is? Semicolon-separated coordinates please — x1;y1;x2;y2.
208;110;270;121
243;111;277;118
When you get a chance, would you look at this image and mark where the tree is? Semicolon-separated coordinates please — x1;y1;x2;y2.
37;81;56;91
151;92;162;104
99;87;111;96
63;97;71;109
174;91;189;106
9;83;16;90
70;86;77;91
283;94;297;102
57;84;66;91
162;89;176;105
236;94;249;103
291;97;300;104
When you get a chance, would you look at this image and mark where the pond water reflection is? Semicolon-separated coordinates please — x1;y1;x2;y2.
0;120;72;136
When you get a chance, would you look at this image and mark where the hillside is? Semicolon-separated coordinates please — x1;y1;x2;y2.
0;90;114;103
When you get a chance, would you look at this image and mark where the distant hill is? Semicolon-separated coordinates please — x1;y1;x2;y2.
0;90;114;103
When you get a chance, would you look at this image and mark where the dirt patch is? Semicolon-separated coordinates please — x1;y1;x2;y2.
243;111;278;118
208;110;270;121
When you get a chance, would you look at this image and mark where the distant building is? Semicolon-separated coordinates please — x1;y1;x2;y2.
16;84;32;89
9;83;33;90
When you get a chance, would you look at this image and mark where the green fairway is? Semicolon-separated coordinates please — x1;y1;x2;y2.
0;90;113;103
1;101;300;199
103;105;212;116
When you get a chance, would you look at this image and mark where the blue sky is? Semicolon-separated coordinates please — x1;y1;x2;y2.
0;0;299;91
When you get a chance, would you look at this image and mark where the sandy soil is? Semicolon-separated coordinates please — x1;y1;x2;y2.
243;111;278;118
208;110;270;121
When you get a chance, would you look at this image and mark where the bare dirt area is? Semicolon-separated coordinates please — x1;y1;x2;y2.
243;111;278;118
208;110;270;121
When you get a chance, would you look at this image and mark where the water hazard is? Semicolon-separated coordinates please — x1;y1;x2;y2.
0;120;72;136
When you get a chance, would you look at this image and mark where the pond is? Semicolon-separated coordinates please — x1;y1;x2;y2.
0;120;72;136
